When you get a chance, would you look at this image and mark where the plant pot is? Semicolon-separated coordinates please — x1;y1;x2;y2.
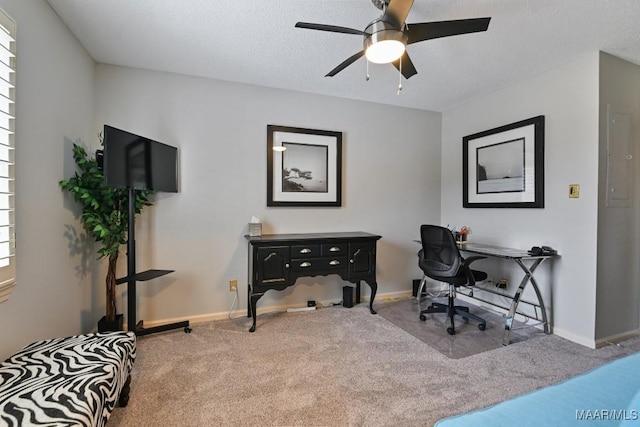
98;314;124;332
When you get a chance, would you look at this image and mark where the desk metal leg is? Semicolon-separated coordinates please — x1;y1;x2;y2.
415;275;427;303
502;258;549;345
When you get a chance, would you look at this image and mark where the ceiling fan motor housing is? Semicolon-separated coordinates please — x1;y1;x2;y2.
364;19;407;63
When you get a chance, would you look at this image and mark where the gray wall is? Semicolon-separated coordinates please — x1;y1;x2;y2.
442;53;602;347
93;65;442;327
3;1;637;358
442;52;640;347
0;2;442;356
596;52;640;342
0;0;97;360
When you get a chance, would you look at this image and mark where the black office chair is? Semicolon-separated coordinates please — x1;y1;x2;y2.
418;224;487;335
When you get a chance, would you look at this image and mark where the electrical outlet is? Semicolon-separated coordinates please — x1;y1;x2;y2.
229;279;237;292
497;279;508;289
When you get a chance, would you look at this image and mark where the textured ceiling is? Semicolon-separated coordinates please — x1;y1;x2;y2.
46;0;640;112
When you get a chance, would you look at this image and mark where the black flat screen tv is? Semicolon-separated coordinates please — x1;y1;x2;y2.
103;125;178;192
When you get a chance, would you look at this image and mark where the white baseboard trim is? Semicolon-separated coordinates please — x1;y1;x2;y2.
128;289;416;329
551;327;596;349
131;292;640;352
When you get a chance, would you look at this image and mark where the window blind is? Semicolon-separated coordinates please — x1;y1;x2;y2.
0;8;15;303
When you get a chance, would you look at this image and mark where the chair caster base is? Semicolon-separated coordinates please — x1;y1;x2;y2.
478;323;486;331
419;314;427;321
447;327;455;335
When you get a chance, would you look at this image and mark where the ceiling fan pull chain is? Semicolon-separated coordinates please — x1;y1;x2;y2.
366;59;370;81
397;56;403;94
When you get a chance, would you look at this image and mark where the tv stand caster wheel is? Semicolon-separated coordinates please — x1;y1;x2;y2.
419;314;426;321
184;327;192;333
478;323;486;331
447;327;455;335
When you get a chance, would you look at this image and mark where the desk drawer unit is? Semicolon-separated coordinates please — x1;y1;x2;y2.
290;256;348;273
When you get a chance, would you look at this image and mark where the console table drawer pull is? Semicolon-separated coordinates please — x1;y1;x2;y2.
300;262;312;268
329;260;340;266
329;247;341;252
299;248;312;254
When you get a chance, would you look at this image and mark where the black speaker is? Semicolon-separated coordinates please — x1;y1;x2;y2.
342;286;354;308
412;279;422;297
95;149;104;171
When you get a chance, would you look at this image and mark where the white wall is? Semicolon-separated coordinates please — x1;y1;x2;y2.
596;52;640;341
0;0;97;359
442;53;601;346
95;65;442;326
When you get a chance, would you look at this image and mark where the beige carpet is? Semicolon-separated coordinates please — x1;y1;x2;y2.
376;297;544;359
107;302;640;427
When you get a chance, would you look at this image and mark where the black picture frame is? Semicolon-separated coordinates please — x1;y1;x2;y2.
267;125;342;207
463;116;545;208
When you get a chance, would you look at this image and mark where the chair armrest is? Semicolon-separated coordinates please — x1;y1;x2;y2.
462;255;486;267
462;255;486;286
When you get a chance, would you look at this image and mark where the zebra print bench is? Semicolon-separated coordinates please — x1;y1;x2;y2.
0;331;136;427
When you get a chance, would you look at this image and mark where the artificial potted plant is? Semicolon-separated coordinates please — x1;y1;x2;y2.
60;139;151;331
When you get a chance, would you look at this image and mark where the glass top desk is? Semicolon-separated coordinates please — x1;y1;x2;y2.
457;242;558;345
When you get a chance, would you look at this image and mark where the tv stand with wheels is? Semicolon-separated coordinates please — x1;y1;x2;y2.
119;188;191;336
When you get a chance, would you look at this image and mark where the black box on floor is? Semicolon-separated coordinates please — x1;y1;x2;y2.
342;286;354;308
412;279;422;297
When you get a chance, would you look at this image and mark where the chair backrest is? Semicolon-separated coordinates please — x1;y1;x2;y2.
419;224;462;279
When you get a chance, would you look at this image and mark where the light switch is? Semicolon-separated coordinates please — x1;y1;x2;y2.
569;184;580;198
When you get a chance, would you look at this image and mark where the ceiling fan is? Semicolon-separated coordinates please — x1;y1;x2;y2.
295;0;491;80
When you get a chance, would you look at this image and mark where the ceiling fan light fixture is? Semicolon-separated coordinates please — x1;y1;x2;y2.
366;38;405;63
364;21;407;64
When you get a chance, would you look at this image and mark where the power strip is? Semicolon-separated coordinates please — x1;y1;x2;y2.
286;306;316;313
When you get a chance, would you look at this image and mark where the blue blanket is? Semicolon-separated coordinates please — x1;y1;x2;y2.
436;351;640;427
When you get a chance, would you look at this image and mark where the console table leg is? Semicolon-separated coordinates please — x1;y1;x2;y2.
249;293;263;333
247;284;252;318
367;279;378;314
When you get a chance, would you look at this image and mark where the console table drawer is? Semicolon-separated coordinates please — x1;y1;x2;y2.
291;244;320;257
291;257;348;272
321;243;348;256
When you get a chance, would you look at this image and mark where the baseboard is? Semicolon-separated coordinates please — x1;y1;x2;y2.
130;293;640;351
594;330;640;349
551;327;596;349
128;289;416;329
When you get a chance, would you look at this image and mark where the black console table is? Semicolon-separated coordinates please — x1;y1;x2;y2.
245;232;381;332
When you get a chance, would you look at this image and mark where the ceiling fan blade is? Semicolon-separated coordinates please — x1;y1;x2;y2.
325;51;365;77
406;17;491;45
295;22;366;36
392;51;417;79
382;0;415;28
